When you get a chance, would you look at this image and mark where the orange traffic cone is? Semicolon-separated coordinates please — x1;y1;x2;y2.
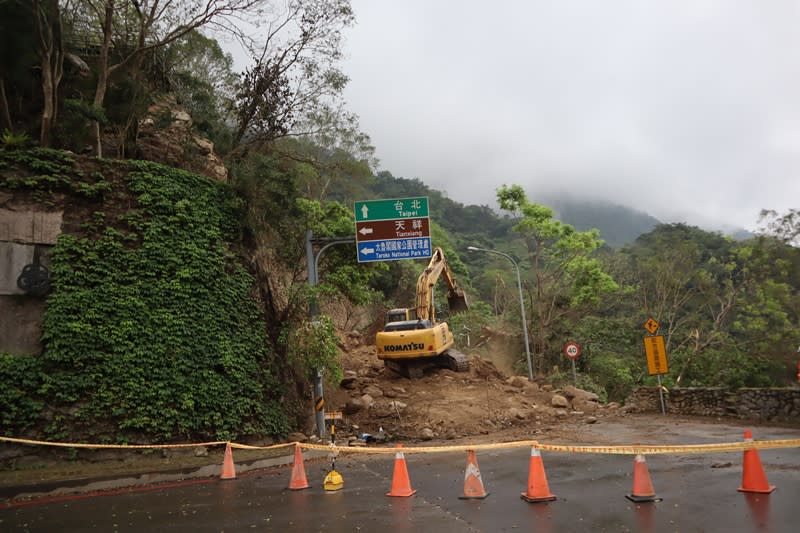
459;449;489;499
386;444;416;497
520;447;556;503
738;430;775;494
626;454;659;502
220;442;236;480
288;443;310;490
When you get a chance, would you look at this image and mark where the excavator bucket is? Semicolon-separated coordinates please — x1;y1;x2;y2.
448;290;469;315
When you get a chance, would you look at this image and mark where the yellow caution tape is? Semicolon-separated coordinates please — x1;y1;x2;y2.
297;440;539;454
534;439;800;455
0;436;293;452
3;435;799;455
297;439;800;455
0;436;228;449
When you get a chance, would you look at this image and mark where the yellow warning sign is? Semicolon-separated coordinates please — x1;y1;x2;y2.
643;317;660;335
644;335;669;375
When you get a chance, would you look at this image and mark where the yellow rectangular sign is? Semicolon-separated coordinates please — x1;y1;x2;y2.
644;335;669;375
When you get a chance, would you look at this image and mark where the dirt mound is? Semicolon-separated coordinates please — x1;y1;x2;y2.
328;335;620;443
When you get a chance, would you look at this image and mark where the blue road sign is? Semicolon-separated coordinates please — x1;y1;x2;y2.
357;237;432;262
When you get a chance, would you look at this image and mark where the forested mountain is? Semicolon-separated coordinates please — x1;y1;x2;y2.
343;171;657;248
544;197;661;248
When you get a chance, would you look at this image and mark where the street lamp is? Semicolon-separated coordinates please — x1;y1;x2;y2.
467;246;533;381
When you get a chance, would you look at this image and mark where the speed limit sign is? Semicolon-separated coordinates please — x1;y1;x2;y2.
564;341;581;360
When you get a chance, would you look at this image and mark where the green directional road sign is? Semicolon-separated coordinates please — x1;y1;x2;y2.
353;197;431;263
354;197;429;222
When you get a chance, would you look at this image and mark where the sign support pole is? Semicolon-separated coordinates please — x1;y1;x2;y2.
306;230;356;438
656;374;666;415
571;359;577;385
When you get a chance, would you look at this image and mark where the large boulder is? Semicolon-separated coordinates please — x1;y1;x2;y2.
506;376;529;388
551;394;569;408
363;384;384;397
562;385;600;402
344;398;365;414
573;397;600;414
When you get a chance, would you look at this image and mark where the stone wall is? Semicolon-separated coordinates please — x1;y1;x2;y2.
627;387;800;423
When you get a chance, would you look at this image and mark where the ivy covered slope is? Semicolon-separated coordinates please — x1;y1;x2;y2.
0;149;288;442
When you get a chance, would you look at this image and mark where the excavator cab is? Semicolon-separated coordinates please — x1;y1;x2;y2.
383;319;434;333
385;308;417;325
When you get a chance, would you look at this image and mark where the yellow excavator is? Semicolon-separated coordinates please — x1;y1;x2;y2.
375;247;470;378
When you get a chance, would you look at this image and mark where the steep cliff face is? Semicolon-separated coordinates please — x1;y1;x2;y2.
137;94;229;182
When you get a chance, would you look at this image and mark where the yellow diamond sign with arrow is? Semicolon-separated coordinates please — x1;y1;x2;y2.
643;317;659;335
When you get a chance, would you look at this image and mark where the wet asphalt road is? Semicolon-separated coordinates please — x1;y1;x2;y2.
2;423;799;532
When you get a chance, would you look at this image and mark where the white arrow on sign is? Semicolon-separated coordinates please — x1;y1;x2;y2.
360;205;369;219
359;227;373;236
360;247;375;255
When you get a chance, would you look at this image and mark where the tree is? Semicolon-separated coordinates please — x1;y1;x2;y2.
732;237;800;363
620;225;744;385
31;0;69;146
624;225;703;351
274;133;375;203
0;1;40;133
232;0;355;149
759;208;800;246
74;0;267;156
496;184;618;373
163;30;238;152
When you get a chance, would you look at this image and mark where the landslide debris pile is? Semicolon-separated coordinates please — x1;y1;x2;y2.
329;341;625;443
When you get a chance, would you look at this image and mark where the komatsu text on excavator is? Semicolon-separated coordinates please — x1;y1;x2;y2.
376;247;469;378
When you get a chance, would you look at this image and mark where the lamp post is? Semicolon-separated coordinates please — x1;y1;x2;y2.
467;246;534;381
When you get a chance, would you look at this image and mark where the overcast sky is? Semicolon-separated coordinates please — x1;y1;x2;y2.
338;1;800;232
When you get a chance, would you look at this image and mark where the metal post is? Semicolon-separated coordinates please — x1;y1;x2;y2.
305;231;326;439
467;246;534;381
656;374;666;414
306;230;357;439
571;359;577;384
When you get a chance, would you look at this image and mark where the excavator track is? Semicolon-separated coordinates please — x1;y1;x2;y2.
383;349;470;378
384;360;425;379
442;349;470;372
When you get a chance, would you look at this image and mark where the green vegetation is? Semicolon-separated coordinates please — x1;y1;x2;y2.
2;152;289;442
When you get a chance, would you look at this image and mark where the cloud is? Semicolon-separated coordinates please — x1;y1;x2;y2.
342;0;800;231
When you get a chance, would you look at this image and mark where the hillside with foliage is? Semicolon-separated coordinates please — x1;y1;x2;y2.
1;1;799;445
1;149;294;441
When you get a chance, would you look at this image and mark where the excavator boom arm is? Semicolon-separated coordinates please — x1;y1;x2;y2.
414;248;468;322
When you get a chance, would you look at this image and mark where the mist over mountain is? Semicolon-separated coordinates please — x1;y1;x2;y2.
542;196;756;248
361;173;754;248
541;196;661;248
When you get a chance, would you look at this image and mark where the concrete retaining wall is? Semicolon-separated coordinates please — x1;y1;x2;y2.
627;386;800;423
0;206;61;355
